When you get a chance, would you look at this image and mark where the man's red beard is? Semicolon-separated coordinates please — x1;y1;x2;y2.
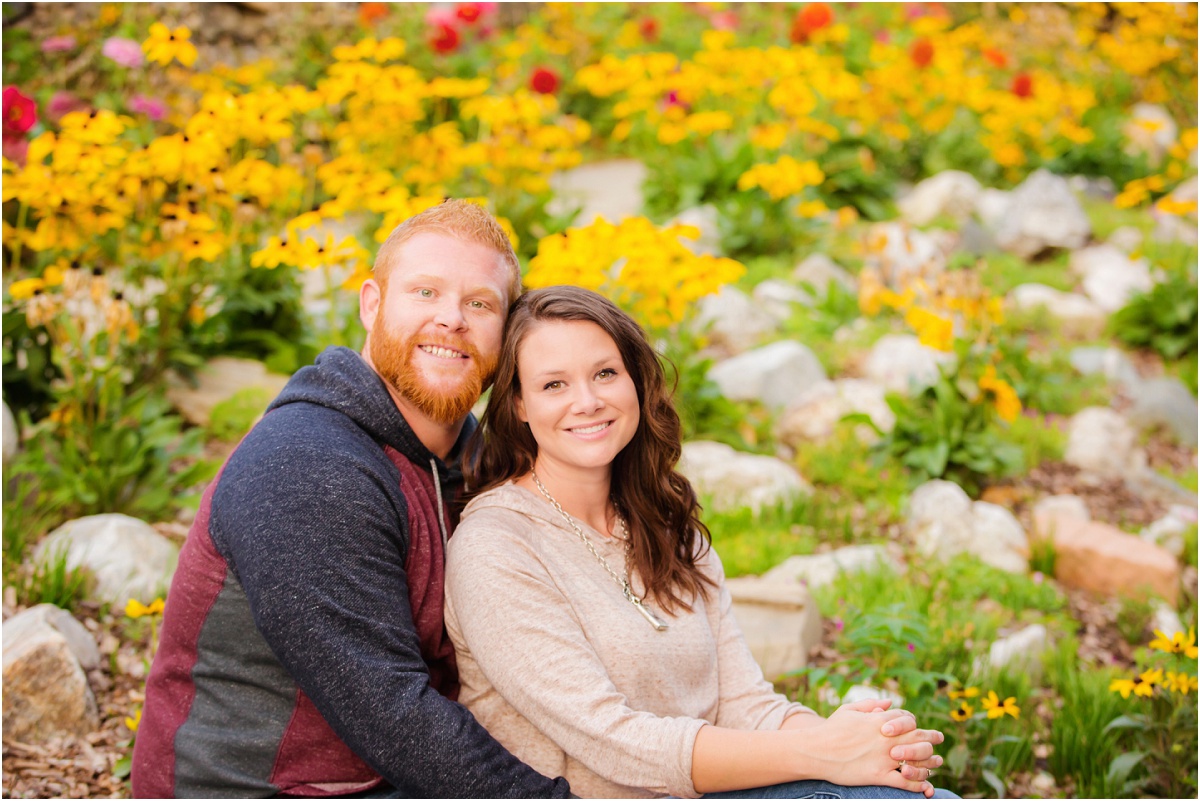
370;320;498;427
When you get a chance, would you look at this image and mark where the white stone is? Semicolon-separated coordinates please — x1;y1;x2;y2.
166;357;290;428
2;400;16;469
1151;601;1185;640
907;481;1028;574
1108;225;1144;254
791;254;856;297
839;684;905;708
706;340;827;409
898;170;982;226
752;279;812;322
864;222;948;285
1007;284;1107;326
761;545;897;590
993;170;1092;259
678;441;812;514
1140;511;1191;558
547;159;646;225
1032;495;1090;522
986;624;1048;676
863;334;956;394
1070;245;1154;313
34;514;180;606
725;577;823;680
3;604;100;670
670;204;722;256
1064;407;1147;478
692;286;777;354
3;606;99;744
776;379;894;445
1152;210;1199;246
1068;347;1140;388
975;188;1012;229
1127;378;1199;445
1123;103;1178;163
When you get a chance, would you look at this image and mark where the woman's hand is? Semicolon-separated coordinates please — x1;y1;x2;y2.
808;703;943;797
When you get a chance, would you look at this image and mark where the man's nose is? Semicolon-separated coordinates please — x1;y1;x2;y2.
433;301;467;330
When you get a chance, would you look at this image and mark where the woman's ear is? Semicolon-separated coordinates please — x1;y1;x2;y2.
515;393;528;423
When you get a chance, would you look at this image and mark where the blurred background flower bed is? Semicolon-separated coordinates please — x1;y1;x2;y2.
1;3;1196;798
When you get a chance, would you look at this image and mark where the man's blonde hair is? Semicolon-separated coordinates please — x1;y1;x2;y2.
373;200;522;303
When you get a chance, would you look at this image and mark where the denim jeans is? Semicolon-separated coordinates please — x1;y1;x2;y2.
702;780;960;799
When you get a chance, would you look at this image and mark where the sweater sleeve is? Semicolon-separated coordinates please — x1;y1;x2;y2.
446;510;707;798
211;408;569;799
705;548;815;730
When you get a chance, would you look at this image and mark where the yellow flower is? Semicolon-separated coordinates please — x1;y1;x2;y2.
9;277;46;301
125;708;142;733
1134;668;1162;697
980;690;1019;719
950;701;974;721
1155;196;1197;216
1166;671;1198;695
1149;628;1181;653
904;306;955;352
143;23;198;67
949;686;980;700
125;597;166;618
978;365;1022;422
1109;678;1137;699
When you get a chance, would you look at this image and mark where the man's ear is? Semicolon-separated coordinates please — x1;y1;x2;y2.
360;278;381;333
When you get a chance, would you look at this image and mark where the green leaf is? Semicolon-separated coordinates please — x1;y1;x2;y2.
1103;714;1149;731
981;768;1006;798
112;755;132;779
1105;751;1147;789
945;743;970;777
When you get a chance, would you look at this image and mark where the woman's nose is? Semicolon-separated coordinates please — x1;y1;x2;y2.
571;385;604;414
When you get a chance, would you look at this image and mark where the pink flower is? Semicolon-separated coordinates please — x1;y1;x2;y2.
3;87;38;135
41;35;77;53
424;6;458;28
47;91;87;121
102;36;144;68
710;11;738;31
128;94;167;120
3;134;28;165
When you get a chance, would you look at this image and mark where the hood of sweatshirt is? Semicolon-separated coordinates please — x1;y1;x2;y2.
268;345;476;483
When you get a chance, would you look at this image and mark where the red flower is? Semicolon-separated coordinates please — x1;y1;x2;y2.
639;17;660;42
430;23;460;54
358;2;389;25
983;48;1007;68
791;2;833;44
530;66;560;95
910;38;934;68
1011;72;1033;99
456;2;483;23
2;87;37;136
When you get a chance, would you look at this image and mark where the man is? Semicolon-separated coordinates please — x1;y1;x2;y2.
132;200;571;798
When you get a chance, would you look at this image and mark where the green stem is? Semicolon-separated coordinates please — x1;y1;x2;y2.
9;201;29;271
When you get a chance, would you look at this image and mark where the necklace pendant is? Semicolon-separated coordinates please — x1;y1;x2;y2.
632;598;669;631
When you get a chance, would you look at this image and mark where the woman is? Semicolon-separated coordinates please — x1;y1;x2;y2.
445;286;952;799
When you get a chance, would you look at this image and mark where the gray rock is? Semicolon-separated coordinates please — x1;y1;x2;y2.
678;441;812;514
898;170;982;226
1123;103;1178;163
1068;346;1140;388
986;624;1048;677
1152;210;1199;246
907;481;1029;574
1140;512;1190;559
725;577;823;680
34;514;179;606
1064;407;1147;478
752;279;812;321
670;204;722;256
776;379;894;445
3;605;99;744
975;188;1012;229
3;400;16;469
706;340;827;409
692;286;777;354
1151;601;1185;639
547;159;646;225
791;254;856;297
1032;494;1091;522
1007;284;1107;326
994;170;1092;259
863;334;956;394
761;545;897;590
1067;175;1117;201
1070;245;1154;313
1108;225;1145;254
1127;378;1198;445
956;219;998;256
166;357;290;428
832;684;905;708
4;604;100;670
864;222;948;285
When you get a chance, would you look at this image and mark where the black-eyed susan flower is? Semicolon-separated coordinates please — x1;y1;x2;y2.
950;701;974;722
949;686;980;701
126;597;165;618
142;23;198;68
981;690;1020;719
1109;677;1138;699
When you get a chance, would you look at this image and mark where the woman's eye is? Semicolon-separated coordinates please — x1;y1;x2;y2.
543;381;563;391
597;368;617;379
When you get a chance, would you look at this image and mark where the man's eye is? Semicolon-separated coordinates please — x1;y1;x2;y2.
417;288;434;298
468;300;487;309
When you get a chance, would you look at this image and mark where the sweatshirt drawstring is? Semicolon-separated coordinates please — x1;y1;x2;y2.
430;458;449;551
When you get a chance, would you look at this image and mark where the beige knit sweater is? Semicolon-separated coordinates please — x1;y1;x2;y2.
444;484;811;799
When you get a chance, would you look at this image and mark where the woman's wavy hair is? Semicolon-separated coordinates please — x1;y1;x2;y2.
468;285;714;613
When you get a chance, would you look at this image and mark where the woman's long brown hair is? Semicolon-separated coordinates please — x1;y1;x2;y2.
468;285;715;613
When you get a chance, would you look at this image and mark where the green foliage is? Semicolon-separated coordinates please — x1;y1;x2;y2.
855;370;1024;498
1115;595;1155;646
1045;639;1128;798
2;468;60;590
995;329;1110;416
791;425;912;519
2;307;59;421
22;544;92;613
14;389;215;523
1004;412;1067;470
207;387;274;443
1109;270;1199;362
979;250;1074;296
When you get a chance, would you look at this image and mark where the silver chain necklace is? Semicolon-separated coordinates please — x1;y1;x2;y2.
530;471;668;631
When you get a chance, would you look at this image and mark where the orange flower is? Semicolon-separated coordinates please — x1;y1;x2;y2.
1011;72;1034;99
982;47;1007;68
910;38;934;68
358;2;389;25
791;2;833;43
